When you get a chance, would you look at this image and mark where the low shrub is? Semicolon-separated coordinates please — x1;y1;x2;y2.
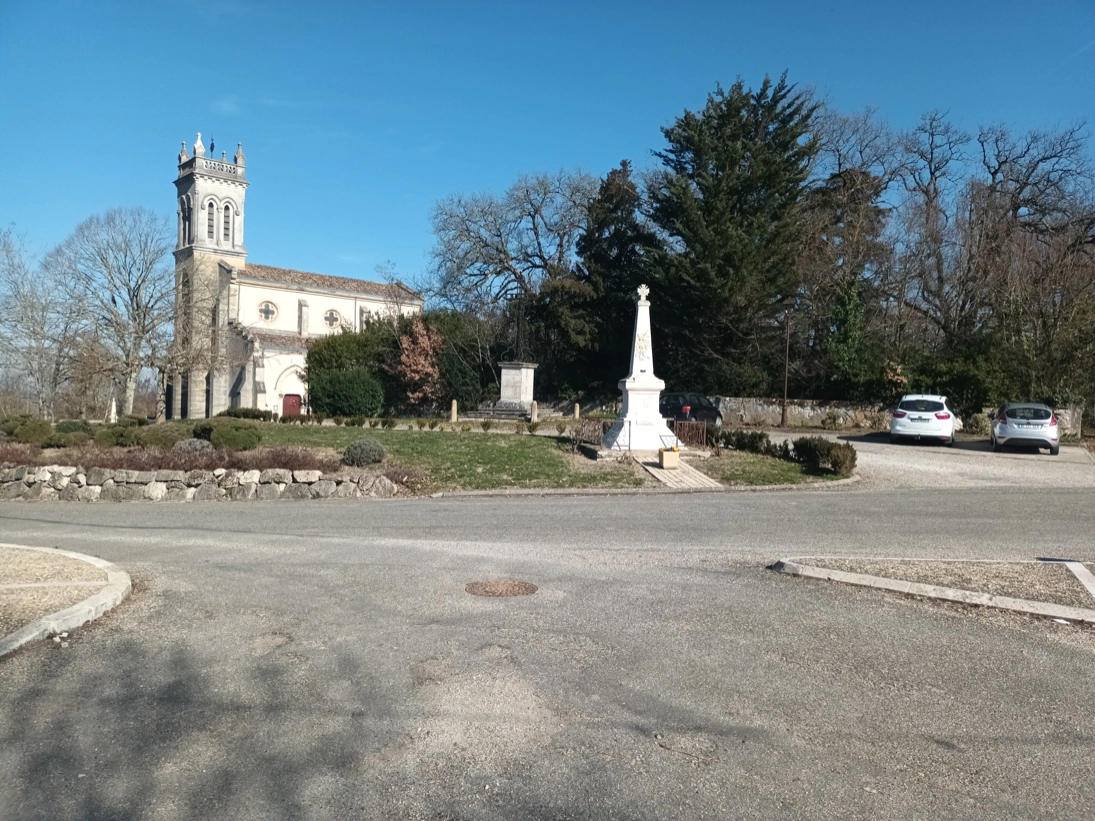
480;420;493;432
94;424;138;448
0;415;35;436
342;438;386;467
55;419;94;436
722;429;773;456
192;419;262;451
348;416;366;427
216;407;274;422
173;437;214;454
333;416;346;426
312;412;326;425
415;419;427;430
368;419;380;428
792;436;833;468
527;421;540;434
117;414;151;428
460;423;472;432
555;422;567;435
962;413;990;436
828;443;857;476
384;463;425;491
0;442;40;464
427;419;439;431
42;431;90;449
135;422;192;449
381;417;396;430
13;418;52;445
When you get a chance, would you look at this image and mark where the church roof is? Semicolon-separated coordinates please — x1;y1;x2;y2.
241;263;421;302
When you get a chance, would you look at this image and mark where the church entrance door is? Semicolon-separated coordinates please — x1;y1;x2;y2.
283;394;302;417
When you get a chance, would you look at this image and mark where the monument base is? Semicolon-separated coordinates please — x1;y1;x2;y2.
601;416;679;451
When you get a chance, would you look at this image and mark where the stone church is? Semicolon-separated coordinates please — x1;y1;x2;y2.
166;133;422;419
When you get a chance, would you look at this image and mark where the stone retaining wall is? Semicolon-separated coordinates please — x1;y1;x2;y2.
0;465;399;502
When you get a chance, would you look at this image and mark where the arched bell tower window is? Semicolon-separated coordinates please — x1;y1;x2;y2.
223;205;231;242
207;201;215;239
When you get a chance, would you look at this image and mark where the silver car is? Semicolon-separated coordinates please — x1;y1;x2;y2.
991;402;1060;455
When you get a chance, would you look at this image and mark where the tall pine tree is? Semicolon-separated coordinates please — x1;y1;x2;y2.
649;74;818;394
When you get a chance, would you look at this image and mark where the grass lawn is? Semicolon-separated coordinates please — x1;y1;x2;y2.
693;450;841;486
261;424;646;492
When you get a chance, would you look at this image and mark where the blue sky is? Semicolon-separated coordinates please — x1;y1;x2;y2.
2;0;1093;288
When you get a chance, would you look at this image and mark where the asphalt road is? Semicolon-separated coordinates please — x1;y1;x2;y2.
1;443;1094;820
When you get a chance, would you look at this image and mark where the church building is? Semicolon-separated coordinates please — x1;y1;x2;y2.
166;133;422;419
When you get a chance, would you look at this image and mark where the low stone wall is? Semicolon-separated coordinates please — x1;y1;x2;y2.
0;465;399;502
714;398;890;430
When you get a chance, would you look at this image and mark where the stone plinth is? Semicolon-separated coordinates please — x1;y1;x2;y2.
602;285;678;451
496;362;537;411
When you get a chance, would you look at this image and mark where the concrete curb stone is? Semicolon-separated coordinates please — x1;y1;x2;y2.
0;543;132;660
771;557;1095;624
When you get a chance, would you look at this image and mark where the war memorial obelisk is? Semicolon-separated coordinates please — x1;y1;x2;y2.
601;285;679;451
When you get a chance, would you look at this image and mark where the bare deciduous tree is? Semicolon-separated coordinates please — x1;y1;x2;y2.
0;229;83;419
430;170;597;309
45;208;174;415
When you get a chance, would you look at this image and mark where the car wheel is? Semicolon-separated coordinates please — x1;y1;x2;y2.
889;435;900;445
715;414;723;428
991;436;1001;453
1050;445;1060;456
946;436;955;447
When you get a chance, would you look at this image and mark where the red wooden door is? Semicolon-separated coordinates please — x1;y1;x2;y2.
282;394;302;417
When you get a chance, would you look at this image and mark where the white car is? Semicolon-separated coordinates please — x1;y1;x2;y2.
991;402;1060;455
890;394;956;446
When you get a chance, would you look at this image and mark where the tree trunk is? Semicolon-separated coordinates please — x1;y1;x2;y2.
123;371;138;416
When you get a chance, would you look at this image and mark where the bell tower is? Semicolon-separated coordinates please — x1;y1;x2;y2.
171;133;249;419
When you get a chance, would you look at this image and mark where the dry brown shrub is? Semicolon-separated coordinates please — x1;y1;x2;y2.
383;462;427;491
22;445;340;474
0;442;42;465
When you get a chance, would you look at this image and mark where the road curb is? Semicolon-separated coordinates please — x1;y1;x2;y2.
425;474;860;499
0;543;132;659
770;557;1095;625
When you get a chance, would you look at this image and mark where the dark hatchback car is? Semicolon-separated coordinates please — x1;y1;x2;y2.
659;392;723;426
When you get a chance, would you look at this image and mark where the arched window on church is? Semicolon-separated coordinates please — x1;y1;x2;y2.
223;205;231;242
207;201;215;239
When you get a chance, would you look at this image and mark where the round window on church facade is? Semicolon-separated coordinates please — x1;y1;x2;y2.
258;301;278;323
323;309;342;329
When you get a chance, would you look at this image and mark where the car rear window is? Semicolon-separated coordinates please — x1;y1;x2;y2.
1005;407;1052;421
899;399;945;412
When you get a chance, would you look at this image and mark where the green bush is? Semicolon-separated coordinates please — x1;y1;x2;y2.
54;419;94;435
192;419;261;451
480;420;493;432
308;367;384;418
556;422;568;435
94;425;138;447
722;429;773;455
42;431;90;448
14;418;53;445
415;418;427;430
135;423;191;449
427;419;439;430
342;438;386;466
368;419;380;428
828;443;857;476
461;423;472;432
217;407;274;422
333;416;346;426
0;415;35;436
381;417;396;430
792;436;833;468
117;414;151;428
526;421;540;434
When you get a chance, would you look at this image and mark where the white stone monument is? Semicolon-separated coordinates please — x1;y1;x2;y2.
602;285;678;451
496;362;537;414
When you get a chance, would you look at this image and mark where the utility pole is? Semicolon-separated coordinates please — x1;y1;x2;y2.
780;295;795;428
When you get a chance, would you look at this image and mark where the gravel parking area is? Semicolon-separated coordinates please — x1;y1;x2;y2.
763;431;1095;489
797;558;1095;609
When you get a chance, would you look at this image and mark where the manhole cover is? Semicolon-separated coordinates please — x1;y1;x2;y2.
465;580;538;597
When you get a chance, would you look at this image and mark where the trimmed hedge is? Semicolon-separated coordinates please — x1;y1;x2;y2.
217;407;275;422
